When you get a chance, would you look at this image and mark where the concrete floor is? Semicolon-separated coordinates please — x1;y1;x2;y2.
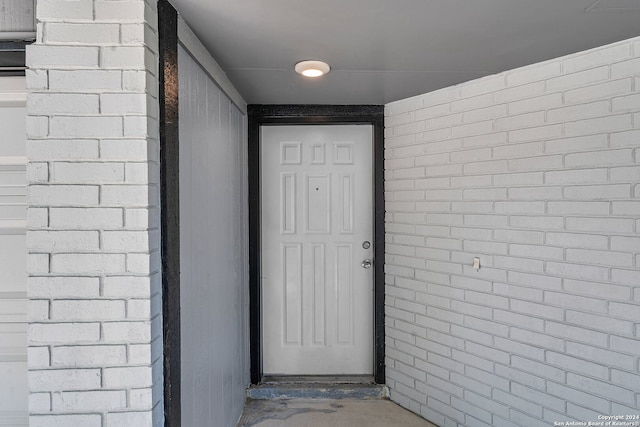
237;398;438;427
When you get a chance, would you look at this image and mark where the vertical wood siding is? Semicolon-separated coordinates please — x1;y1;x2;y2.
0;76;27;427
178;45;249;427
0;0;35;33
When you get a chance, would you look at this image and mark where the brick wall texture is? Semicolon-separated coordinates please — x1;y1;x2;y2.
25;0;163;425
384;36;640;427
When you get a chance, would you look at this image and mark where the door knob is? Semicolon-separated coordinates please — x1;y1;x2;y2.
361;259;373;269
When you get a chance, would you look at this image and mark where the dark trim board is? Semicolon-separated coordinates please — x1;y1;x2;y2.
248;104;386;384
158;1;181;426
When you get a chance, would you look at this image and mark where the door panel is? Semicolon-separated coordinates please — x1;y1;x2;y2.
261;125;373;375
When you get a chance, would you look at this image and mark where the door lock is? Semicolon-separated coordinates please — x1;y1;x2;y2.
362;241;371;249
361;259;373;269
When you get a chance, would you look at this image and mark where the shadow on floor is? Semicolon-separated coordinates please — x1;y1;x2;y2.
237;398;438;427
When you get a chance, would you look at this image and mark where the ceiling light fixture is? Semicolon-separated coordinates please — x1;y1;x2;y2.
295;60;331;77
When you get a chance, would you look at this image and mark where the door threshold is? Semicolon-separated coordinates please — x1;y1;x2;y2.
261;375;375;385
248;376;388;400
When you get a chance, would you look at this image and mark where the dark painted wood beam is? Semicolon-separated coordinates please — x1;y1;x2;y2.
158;0;181;425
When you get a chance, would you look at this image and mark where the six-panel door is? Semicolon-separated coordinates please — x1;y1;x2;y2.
261;125;374;375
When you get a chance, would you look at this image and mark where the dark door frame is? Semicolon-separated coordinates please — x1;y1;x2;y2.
158;1;181;426
248;105;385;385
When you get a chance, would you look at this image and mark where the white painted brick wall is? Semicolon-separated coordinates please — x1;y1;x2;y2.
26;0;163;425
385;36;640;427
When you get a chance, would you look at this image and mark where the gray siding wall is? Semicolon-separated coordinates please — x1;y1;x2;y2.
178;45;250;427
384;36;640;427
0;0;35;33
0;76;27;426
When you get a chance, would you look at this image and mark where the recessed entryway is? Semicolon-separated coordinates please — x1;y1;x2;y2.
247;105;385;384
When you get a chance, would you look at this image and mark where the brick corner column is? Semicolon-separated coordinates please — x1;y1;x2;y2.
26;0;163;425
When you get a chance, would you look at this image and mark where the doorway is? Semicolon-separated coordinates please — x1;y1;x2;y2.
248;105;385;384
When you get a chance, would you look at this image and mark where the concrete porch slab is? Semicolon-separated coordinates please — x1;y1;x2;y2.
236;398;438;427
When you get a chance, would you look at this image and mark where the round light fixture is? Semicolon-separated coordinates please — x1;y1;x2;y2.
295;60;331;77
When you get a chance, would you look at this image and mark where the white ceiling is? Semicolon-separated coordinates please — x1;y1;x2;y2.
170;0;640;105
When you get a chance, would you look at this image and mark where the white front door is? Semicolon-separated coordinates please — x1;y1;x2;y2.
261;125;374;375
